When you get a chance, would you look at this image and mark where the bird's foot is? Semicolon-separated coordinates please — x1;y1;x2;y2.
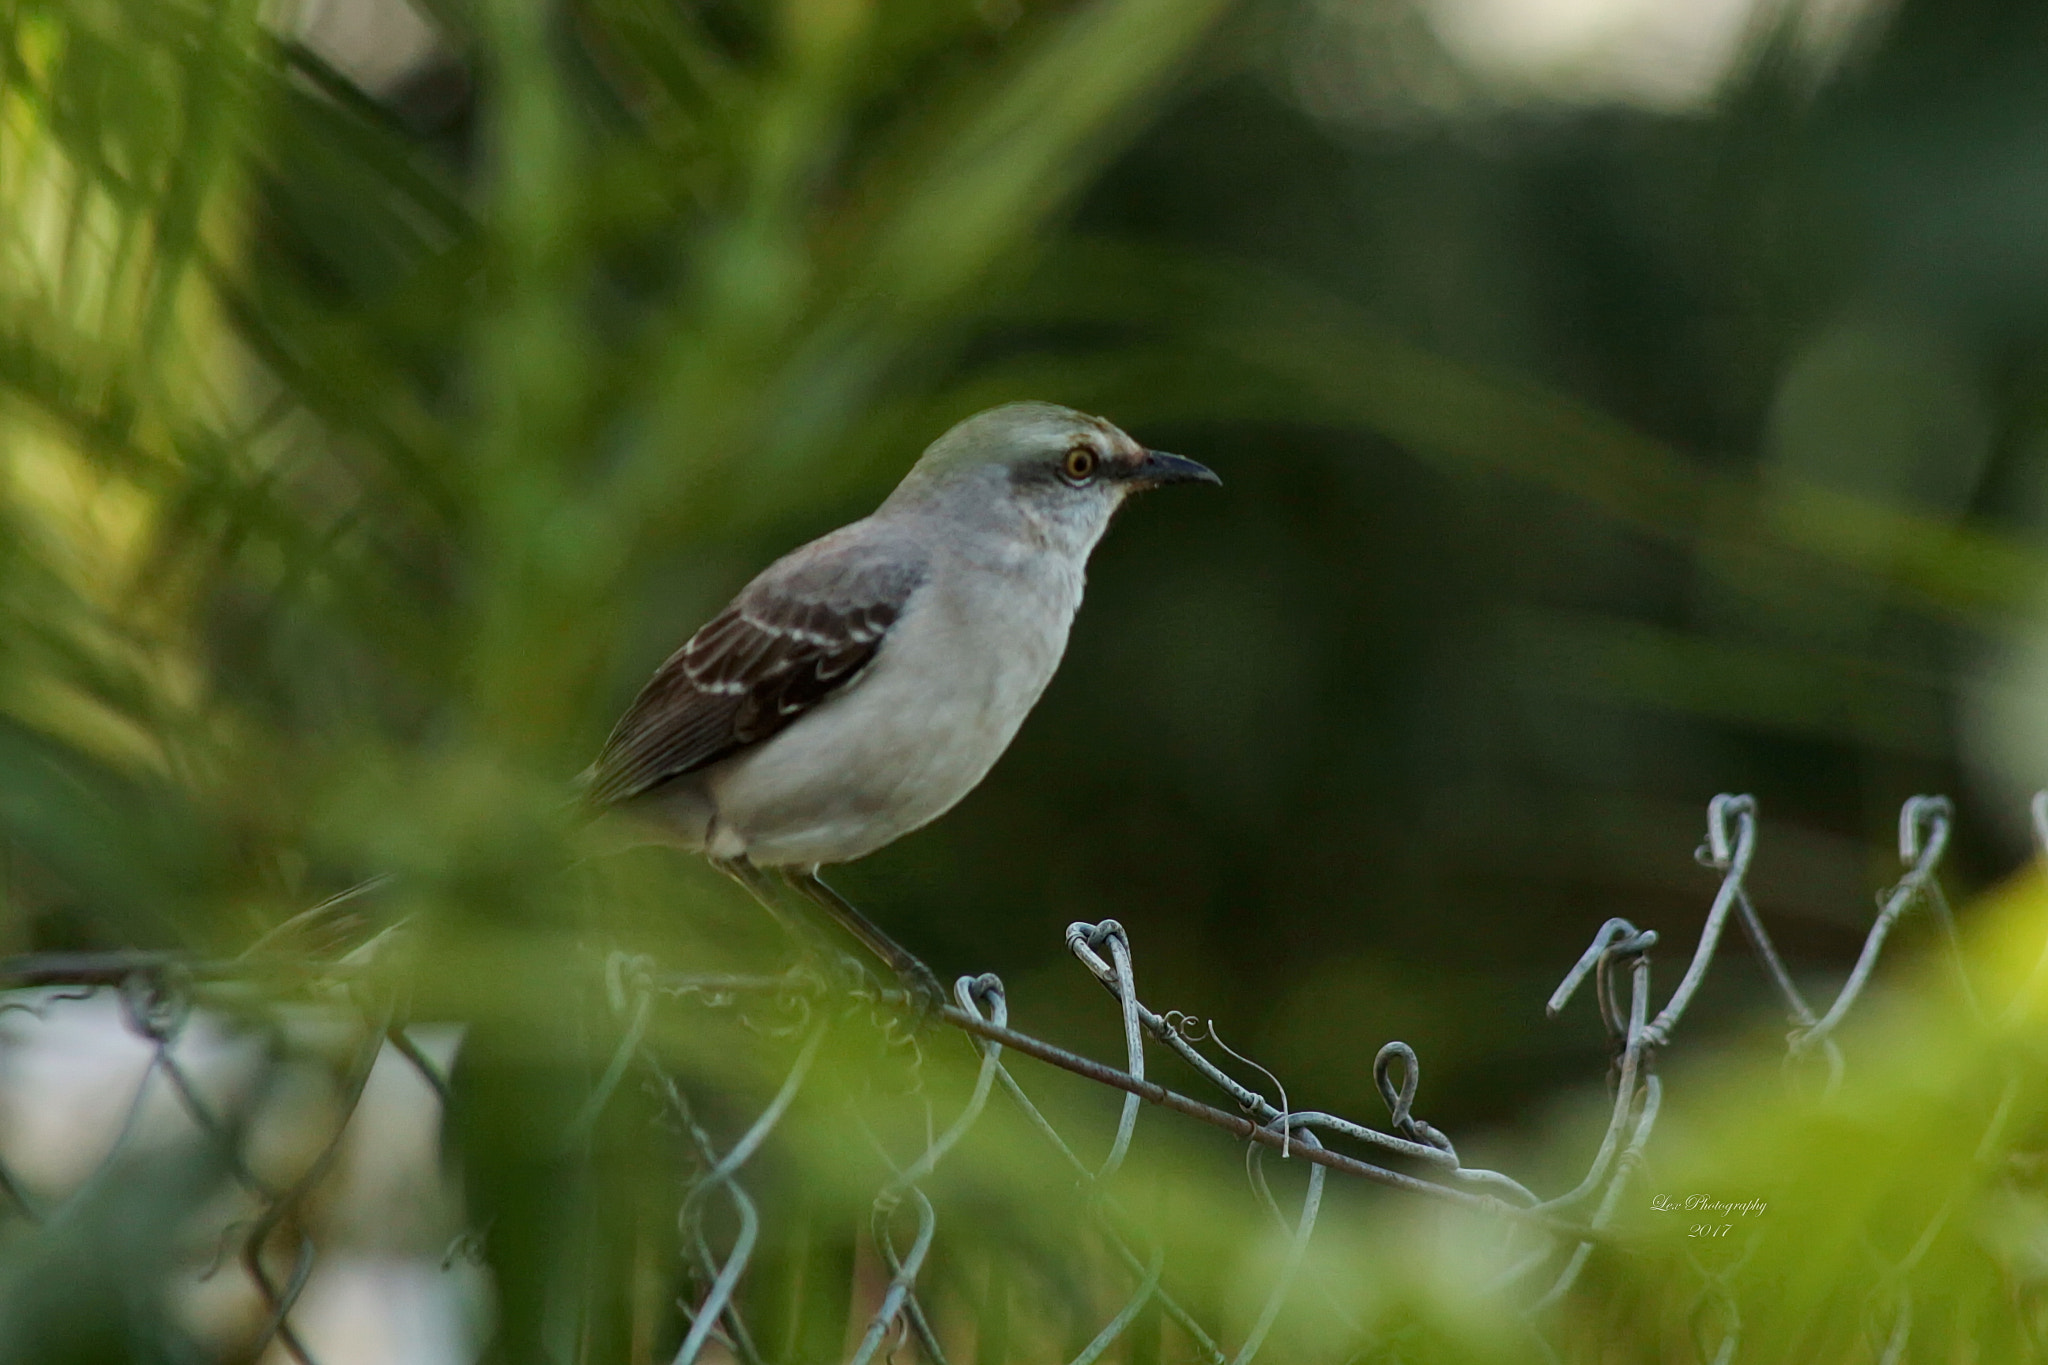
889;957;948;1027
781;868;945;1028
827;950;945;1027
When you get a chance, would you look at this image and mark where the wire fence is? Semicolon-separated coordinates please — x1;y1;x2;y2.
1;791;2042;1364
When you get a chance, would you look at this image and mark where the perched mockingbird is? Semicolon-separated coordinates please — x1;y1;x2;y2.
583;401;1217;1001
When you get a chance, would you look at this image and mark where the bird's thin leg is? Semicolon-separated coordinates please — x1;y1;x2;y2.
785;869;945;1012
712;855;880;1000
709;854;819;953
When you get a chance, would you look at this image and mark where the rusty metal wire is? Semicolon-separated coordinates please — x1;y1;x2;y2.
0;791;2033;1362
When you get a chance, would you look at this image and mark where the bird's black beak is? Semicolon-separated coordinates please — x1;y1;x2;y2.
1132;449;1221;488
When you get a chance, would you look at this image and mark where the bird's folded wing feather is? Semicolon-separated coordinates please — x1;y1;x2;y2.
586;529;929;805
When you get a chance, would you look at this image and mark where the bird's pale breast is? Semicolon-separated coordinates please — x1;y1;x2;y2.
700;546;1084;866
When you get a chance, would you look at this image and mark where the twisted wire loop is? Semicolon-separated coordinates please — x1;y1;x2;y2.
1065;919;1565;1357
1639;791;1756;1050
570;951;659;1143
1857;1192;1955;1365
1490;911;1665;1335
1230;1125;1326;1365
113;967;326;1365
0;787;2020;1360
648;1068;760;1365
1248;1116;1376;1341
1706;797;1821;1035
1066;920;1147;1176
955;971;1231;1365
846;1186;937;1365
0;954;422;1365
1531;793;1998;1355
1540;922;1655;1215
242;985;400;1365
1066;920;1524;1198
845;973;1010;1365
1067;1244;1164;1365
1793;794;1954;1055
1528;1075;1661;1315
1373;1043;1451;1156
669;1016;829;1365
1686;1254;1744;1365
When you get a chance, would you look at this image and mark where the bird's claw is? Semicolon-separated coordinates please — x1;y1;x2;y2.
820;951;944;1031
895;959;947;1028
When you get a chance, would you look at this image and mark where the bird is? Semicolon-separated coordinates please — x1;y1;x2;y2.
581;401;1218;1004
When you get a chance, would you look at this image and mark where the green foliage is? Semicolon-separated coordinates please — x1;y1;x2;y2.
7;0;2048;1361
0;0;1230;938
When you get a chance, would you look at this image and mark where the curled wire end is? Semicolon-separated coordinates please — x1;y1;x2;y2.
952;972;1008;1032
1255;1112;1299;1164
1375;1042;1421;1132
1899;795;1953;869
1705;794;1758;869
1372;1043;1459;1157
1547;919;1650;1017
1064;920;1131;989
1203;1022;1289;1156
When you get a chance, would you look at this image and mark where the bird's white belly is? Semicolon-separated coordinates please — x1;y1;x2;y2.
704;565;1078;866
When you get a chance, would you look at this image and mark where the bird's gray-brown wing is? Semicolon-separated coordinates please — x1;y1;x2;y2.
585;530;928;806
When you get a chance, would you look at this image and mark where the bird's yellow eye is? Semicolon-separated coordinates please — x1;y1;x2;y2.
1062;446;1099;483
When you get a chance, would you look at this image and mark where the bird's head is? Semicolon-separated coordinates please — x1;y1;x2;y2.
882;401;1218;552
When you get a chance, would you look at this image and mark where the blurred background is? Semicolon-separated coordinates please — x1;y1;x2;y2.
7;0;2048;1359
